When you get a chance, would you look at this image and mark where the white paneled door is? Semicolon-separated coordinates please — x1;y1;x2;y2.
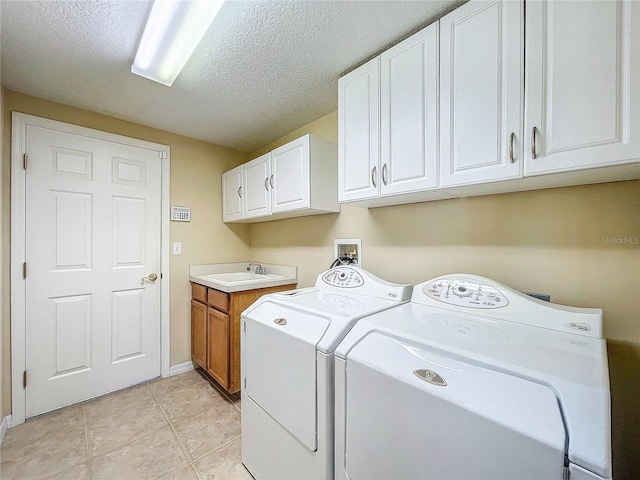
25;125;162;417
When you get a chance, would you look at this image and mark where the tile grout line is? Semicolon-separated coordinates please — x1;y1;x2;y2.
149;380;203;479
81;403;94;480
85;385;168;470
190;433;243;464
194;369;242;412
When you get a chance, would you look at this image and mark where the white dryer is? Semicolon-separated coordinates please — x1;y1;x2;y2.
241;266;412;479
335;274;611;480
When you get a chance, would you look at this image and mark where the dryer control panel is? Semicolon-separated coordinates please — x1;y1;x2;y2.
321;267;364;288
423;278;509;309
317;266;413;302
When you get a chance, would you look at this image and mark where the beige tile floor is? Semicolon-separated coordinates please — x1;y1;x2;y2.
0;370;252;479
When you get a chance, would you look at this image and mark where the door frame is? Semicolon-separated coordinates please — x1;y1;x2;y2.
10;112;171;425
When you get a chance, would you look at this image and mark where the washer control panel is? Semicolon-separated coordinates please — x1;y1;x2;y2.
321;267;365;288
423;278;508;309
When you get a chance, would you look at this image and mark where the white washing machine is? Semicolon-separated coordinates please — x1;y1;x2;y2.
241;266;413;479
335;274;611;480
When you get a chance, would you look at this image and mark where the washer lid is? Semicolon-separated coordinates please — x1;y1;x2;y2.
242;288;410;353
343;332;566;480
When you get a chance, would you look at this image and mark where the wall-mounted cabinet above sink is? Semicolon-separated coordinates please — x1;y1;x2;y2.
222;134;340;223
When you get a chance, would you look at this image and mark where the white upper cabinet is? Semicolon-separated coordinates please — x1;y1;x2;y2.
243;153;271;219
222;165;243;223
336;0;639;208
338;23;450;206
524;0;640;175
223;134;339;223
380;21;439;195
440;0;524;187
271;137;310;213
338;57;380;203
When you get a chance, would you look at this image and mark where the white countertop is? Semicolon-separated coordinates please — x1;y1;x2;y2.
189;262;297;293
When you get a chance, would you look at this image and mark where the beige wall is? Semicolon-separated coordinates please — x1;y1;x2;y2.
1;90;251;416
249;111;640;479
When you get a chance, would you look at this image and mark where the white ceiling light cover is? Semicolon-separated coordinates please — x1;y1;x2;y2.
132;0;224;86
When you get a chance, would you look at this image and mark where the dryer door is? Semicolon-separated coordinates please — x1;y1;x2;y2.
343;333;566;479
244;301;329;451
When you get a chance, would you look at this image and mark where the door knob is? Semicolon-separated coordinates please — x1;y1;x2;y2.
141;273;158;283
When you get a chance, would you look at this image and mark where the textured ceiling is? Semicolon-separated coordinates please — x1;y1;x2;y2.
1;0;463;152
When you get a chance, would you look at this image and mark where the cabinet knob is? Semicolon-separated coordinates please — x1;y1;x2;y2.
238;186;242;198
531;126;539;159
371;166;377;188
382;163;388;185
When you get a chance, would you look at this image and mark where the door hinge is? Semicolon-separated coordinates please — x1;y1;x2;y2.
23;153;28;170
159;150;167;159
23;370;27;388
23;262;27;279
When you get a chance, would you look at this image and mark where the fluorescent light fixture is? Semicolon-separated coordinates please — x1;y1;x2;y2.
132;0;224;86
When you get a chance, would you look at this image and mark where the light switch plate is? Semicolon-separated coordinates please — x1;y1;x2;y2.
172;242;182;255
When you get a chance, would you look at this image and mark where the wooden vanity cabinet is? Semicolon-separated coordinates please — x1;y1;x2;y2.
190;281;295;394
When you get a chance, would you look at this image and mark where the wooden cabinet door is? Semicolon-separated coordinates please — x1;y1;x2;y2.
222;165;243;223
338;57;380;202
271;136;310;213
207;307;230;389
440;0;523;187
191;300;207;369
380;21;439;196
525;0;640;175
243;153;271;219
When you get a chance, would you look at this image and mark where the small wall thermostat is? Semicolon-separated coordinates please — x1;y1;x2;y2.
171;206;191;222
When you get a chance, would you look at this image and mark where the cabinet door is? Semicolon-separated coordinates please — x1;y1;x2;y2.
191;300;207;369
271;135;310;213
222;165;243;222
338;57;380;202
525;0;640;175
207;308;230;389
243;153;271;219
380;22;439;195
440;0;523;187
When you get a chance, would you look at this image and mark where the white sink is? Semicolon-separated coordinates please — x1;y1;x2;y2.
199;272;285;285
189;263;297;293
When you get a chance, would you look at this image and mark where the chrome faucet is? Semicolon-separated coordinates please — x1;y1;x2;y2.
247;263;267;275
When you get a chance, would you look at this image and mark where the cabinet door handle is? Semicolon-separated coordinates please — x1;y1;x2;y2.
531;126;539;159
265;177;269;190
270;175;274;189
509;132;516;164
371;166;377;188
238;186;242;198
382;163;388;185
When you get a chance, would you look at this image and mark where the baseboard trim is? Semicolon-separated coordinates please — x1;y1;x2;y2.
1;415;12;445
169;361;194;377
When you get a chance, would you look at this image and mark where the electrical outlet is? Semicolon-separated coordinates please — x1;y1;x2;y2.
172;242;182;255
